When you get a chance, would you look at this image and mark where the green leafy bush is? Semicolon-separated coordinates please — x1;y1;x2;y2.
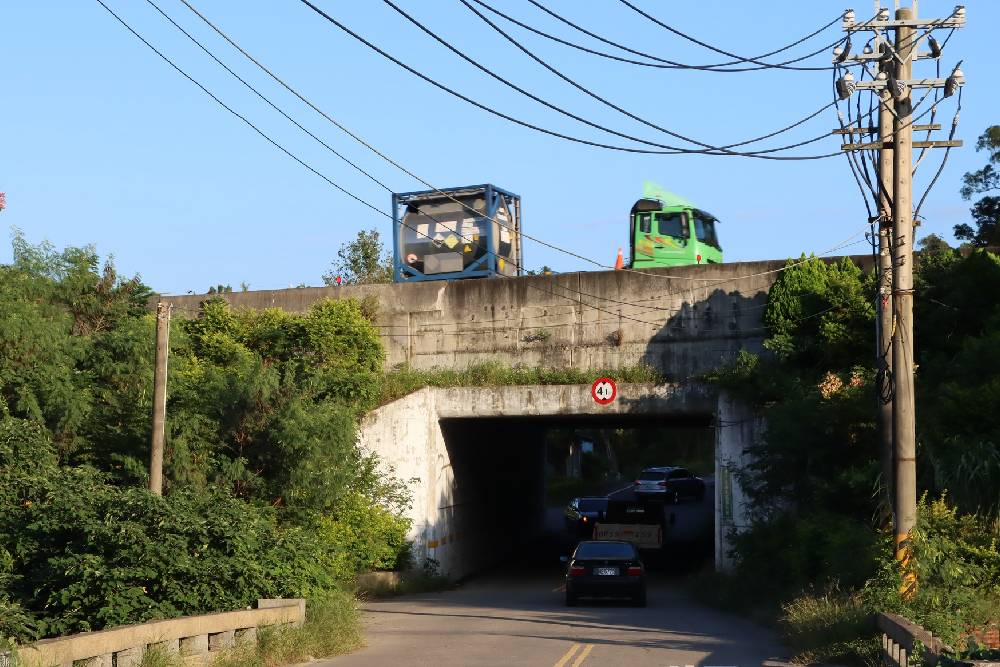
0;463;339;639
380;361;662;405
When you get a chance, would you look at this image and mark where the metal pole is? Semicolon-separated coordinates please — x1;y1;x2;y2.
149;302;171;496
892;6;917;595
877;51;895;512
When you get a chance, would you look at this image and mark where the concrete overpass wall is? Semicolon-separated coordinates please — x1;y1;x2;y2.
358;383;757;579
160;261;797;378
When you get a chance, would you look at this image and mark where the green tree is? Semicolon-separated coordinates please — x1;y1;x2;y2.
526;265;555;275
323;229;393;285
955;125;1000;248
917;233;953;255
762;255;874;369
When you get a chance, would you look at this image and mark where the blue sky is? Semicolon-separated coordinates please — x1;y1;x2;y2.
2;1;995;294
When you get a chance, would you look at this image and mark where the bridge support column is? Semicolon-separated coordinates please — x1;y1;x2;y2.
715;391;760;572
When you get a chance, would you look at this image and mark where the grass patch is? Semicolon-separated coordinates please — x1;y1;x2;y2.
779;588;879;666
131;592;362;667
211;591;360;667
379;361;663;405
139;644;184;667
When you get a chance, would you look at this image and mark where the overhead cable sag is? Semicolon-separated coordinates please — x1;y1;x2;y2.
525;0;845;72
295;0;843;160
93;0;871;332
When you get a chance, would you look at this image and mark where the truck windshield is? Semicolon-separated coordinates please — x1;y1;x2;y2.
655;212;687;238
693;211;720;249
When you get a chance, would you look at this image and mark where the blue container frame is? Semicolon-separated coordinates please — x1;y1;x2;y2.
392;184;522;283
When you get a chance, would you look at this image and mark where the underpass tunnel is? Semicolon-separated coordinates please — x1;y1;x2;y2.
434;415;716;579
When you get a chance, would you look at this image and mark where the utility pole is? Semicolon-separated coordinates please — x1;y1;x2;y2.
877;41;894;512
891;6;917;593
149;301;172;496
836;3;965;595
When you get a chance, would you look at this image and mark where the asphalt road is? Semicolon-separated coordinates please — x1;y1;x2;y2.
313;566;794;667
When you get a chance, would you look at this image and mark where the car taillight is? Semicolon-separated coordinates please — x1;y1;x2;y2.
634;480;641;485
627;566;642;577
569;565;586;577
581;516;589;523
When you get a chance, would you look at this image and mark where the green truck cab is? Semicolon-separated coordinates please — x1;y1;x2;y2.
629;182;722;268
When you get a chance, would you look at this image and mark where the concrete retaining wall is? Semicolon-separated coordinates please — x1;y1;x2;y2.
159;260;814;377
18;599;303;667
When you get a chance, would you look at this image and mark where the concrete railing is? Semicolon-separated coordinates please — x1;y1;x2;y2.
12;598;304;667
878;611;950;666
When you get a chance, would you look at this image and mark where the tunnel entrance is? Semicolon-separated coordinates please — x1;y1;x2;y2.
358;383;757;580
435;415;716;580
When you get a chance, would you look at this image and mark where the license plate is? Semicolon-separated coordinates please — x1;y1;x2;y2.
594;567;618;576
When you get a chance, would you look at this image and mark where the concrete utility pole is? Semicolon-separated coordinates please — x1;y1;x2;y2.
149;302;172;496
877;47;894;510
837;3;966;595
891;7;917;591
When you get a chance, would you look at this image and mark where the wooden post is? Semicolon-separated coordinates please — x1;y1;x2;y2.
149;302;171;496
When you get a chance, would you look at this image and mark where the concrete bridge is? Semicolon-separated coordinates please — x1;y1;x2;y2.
162;258;863;577
163;260;795;378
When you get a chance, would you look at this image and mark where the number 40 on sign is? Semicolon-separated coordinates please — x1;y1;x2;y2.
591;377;617;405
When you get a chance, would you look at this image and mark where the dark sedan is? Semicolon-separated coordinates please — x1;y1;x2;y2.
564;540;646;606
564;497;608;537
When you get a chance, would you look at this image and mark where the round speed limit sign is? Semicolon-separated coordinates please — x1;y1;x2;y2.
591;377;617;405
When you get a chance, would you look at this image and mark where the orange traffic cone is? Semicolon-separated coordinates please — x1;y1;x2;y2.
614;247;624;270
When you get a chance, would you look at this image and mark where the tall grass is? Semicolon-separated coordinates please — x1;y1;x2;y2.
379;361;663;405
779;588;880;666
135;592;360;667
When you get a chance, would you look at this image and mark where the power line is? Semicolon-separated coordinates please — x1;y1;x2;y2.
92;0;739;332
295;0;842;161
175;0;833;284
615;0;835;71
470;0;842;73
455;0;844;156
914;87;962;224
100;1;910;346
528;0;844;72
165;0;807;287
162;0;873;298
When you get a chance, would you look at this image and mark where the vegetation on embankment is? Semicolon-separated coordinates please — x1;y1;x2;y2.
0;231;408;661
702;248;1000;664
379;361;663;405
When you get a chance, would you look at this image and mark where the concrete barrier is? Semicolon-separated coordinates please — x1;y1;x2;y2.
17;599;304;667
878;612;951;666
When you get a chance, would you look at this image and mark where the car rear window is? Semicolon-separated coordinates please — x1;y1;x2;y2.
575;542;635;559
578;499;607;511
639;470;666;480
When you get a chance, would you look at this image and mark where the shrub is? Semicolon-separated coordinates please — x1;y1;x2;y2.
731;512;880;604
0;465;337;639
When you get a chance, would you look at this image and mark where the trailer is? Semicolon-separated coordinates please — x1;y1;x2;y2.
392;184;522;283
